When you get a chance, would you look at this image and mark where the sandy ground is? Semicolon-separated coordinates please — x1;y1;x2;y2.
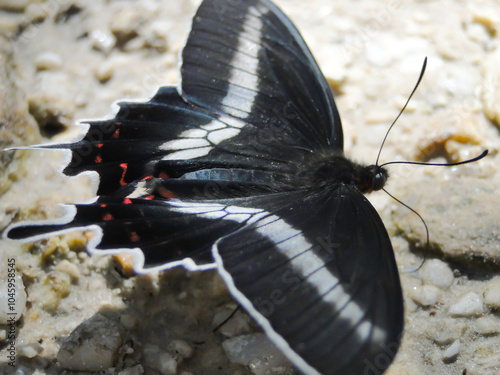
1;0;500;374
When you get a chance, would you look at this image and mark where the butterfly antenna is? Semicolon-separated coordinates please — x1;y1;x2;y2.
380;149;488;169
383;188;428;272
375;57;428;166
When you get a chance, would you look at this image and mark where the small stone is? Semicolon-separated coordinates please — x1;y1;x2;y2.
449;292;484;317
109;8;144;46
35;52;63;71
57;314;123;371
212;306;252;338
118;365;144;375
90;29;116;54
432;329;458;346
409;284;441;307
475;316;500;335
222;333;292;374
419;259;454;289
484;281;500;307
94;61;116;83
158;352;177;375
18;342;43;358
55;259;80;281
442;339;460;363
168;339;193;359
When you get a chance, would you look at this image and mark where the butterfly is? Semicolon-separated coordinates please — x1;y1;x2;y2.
6;0;404;374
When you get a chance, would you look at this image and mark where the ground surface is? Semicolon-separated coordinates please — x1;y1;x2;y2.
1;0;500;374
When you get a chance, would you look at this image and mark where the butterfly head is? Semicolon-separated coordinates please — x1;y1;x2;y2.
357;165;388;193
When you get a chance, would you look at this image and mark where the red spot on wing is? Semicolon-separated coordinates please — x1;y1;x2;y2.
159;171;169;179
96;143;104;149
158;186;176;199
145;195;154;200
141;175;153;181
119;163;128;186
123;198;132;204
115;122;122;126
112;129;120;139
103;213;114;221
100;204;107;208
95;155;103;163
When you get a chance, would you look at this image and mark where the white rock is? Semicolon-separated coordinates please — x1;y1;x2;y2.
449;292;484;317
432;329;458;346
90;29;116;54
442;339;460;362
118;365;144;375
57;314;123;371
410;284;441;306
484;281;500;307
212;306;252;338
0;275;27;324
55;259;80;280
158;352;177;374
18;342;43;358
222;333;292;375
475;316;500;335
35;52;63;71
419;259;454;289
168;339;193;359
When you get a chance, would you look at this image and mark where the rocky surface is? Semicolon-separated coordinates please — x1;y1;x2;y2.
0;0;499;374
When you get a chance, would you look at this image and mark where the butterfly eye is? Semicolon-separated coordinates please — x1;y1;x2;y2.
373;170;387;191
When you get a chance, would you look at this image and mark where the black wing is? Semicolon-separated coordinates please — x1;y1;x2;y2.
214;185;403;375
34;0;342;198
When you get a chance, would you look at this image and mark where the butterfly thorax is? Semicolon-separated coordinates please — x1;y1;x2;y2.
312;155;388;194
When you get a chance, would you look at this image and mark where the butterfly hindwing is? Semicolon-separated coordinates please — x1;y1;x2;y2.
214;186;403;374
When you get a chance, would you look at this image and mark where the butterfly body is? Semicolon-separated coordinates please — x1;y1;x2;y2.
6;0;403;374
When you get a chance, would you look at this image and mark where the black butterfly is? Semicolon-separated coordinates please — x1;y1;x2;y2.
6;0;403;373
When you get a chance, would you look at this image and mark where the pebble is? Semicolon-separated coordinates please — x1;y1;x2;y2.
442;339;460;362
35;52;63;71
109;8;144;46
118;365;144;375
158;352;177;375
55;259;81;281
90;29;116;54
475;316;500;335
432;329;459;346
57;314;123;371
449;292;484;317
212;306;252;338
94;60;116;83
0;275;27;324
168;339;193;359
409;284;441;307
222;333;292;375
419;259;454;289
18;342;43;359
484;280;500;307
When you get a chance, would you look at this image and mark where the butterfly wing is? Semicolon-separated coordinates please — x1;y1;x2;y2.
181;0;343;152
214;185;403;375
